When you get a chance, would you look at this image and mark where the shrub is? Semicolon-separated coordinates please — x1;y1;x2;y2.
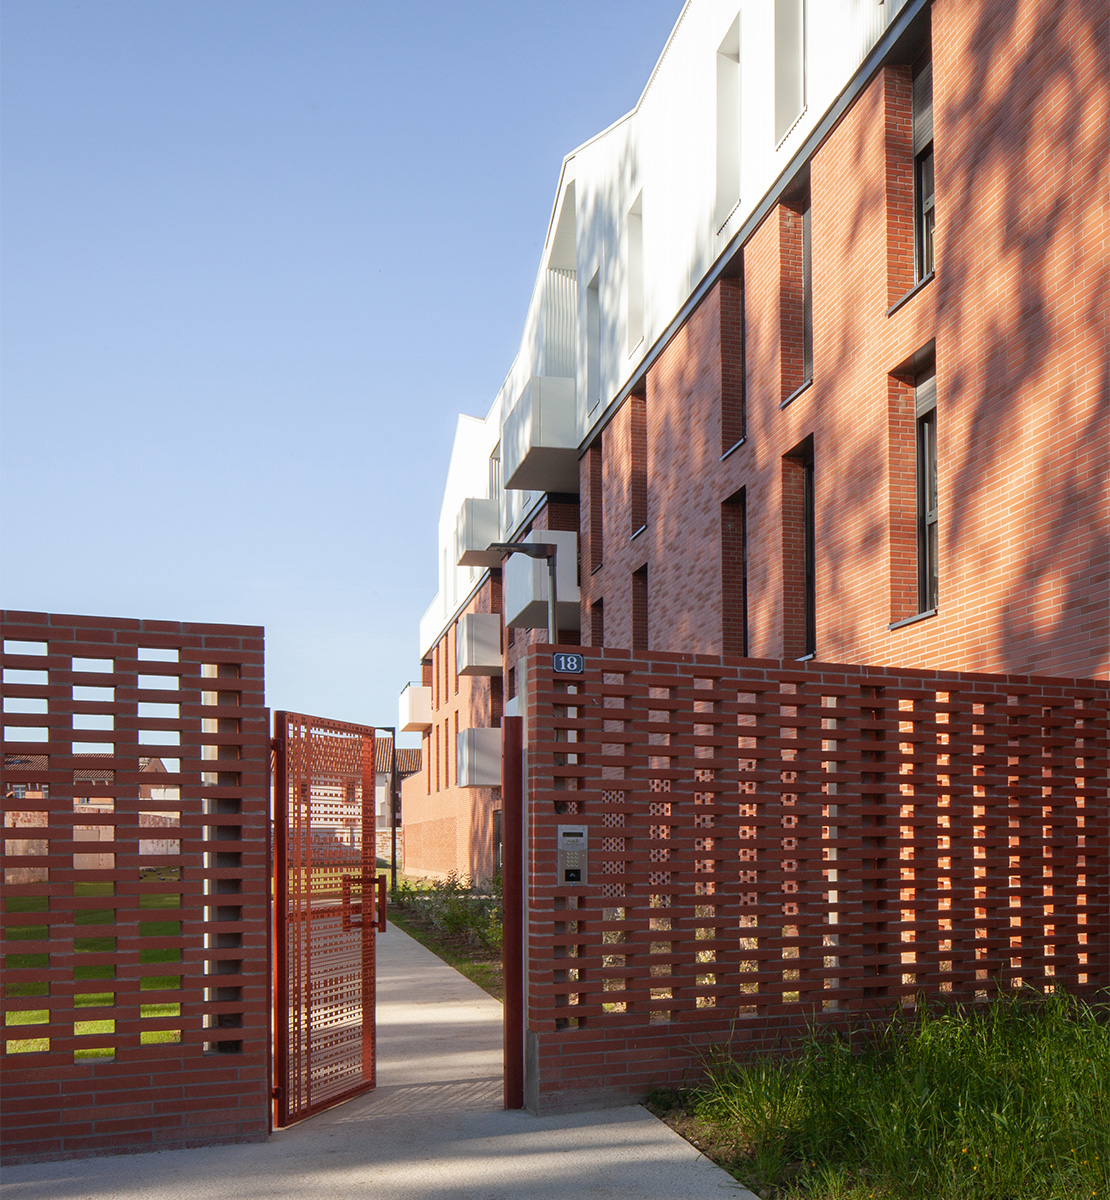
392;872;502;952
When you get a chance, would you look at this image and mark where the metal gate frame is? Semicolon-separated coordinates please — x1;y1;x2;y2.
272;711;385;1127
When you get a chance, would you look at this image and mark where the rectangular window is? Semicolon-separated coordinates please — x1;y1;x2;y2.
915;368;938;611
722;490;748;655
782;437;815;658
589;440;604;572
803;453;815;655
453;711;459;787
630;389;647;536
626;193;643;353
802;196;813;384
780;188;811;404
591;598;605;648
493;810;503;876
587;271;601;412
721;268;745;453
632;566;649;654
774;0;805;144
716;16;741;226
913;57;934;279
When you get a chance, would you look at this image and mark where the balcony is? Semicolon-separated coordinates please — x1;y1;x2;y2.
502;376;578;494
399;683;432;733
457;727;502;788
503;529;580;632
457;613;502;676
455;497;502;568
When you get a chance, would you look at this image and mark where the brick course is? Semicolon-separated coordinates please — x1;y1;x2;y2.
0;611;270;1163
520;645;1108;1112
580;0;1108;682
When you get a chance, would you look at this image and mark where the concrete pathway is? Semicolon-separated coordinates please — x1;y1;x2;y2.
1;923;754;1199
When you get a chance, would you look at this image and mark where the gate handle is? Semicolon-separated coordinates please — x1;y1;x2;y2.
340;874;386;932
340;874;362;931
376;873;387;933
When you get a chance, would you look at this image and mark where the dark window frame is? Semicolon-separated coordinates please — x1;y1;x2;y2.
802;450;816;656
913;57;934;280
630;391;648;537
591;598;605;648
801;195;813;385
632;565;649;654
915;369;938;612
721;489;749;656
915;145;935;279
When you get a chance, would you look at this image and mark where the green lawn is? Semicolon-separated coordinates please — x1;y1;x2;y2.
4;877;185;1060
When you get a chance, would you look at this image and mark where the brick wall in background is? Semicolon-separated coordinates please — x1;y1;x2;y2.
0;611;269;1164
520;646;1108;1114
402;575;504;883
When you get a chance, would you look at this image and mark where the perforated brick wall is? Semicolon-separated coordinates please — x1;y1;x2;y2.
520;646;1108;1113
0;611;269;1164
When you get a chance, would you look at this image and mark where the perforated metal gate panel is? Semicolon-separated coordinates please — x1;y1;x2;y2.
273;712;382;1127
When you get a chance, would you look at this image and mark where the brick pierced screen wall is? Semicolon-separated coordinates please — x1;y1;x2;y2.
0;611;269;1164
520;646;1108;1113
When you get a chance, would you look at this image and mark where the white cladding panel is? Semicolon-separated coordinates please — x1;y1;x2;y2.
399;684;432;733
457;613;503;676
456;497;502;568
503;529;581;632
457;726;502;788
503;376;578;493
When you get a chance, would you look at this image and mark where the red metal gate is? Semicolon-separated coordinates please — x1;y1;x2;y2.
273;711;384;1127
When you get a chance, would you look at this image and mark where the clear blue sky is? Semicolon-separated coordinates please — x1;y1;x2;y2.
1;0;681;738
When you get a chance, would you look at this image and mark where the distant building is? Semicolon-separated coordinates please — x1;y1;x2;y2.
299;734;421;854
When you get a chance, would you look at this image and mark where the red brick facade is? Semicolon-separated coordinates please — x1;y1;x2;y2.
579;0;1108;683
402;575;504;882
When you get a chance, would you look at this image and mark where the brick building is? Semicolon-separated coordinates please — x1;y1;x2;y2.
400;0;1109;881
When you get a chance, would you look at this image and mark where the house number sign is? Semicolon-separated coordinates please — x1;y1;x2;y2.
552;652;585;674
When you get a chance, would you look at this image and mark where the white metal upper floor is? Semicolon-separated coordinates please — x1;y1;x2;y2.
413;0;923;666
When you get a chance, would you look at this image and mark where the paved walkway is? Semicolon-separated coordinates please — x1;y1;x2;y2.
2;923;754;1199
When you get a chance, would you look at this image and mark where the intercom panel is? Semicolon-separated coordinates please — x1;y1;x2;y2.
556;824;588;884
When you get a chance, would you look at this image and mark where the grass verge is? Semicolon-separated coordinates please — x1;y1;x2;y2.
383;872;503;1003
647;990;1110;1200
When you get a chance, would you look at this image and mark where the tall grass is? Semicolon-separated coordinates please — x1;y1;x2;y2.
688;991;1110;1200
